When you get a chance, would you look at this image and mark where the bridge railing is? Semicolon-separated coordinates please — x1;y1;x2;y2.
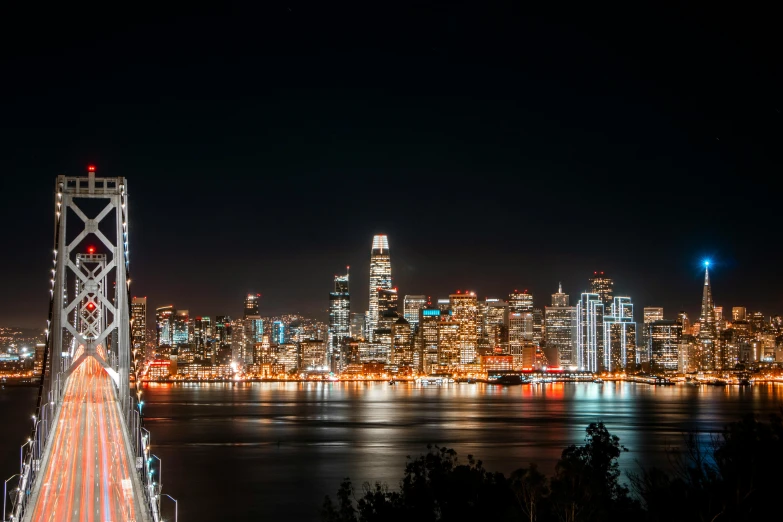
5;363;65;522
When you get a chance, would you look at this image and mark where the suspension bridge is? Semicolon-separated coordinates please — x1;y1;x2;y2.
4;167;175;521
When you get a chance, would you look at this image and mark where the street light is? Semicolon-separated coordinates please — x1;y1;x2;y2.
152;454;162;485
4;474;20;522
160;493;178;522
20;440;33;473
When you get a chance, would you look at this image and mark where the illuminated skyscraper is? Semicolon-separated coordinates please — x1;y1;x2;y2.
603;297;636;371
367;234;392;341
271;320;285;345
131;297;147;361
403;295;428;332
155;305;175;348
545;284;576;368
698;263;717;371
508;290;534;314
450;292;479;366
589;272;614;308
193;316;212;361
576;293;604;372
329;269;351;371
418;308;441;374
391;317;413;366
437;318;460;369
243;294;263;365
350;313;366;340
642;307;664;361
482;298;507;352
214;315;233;364
172;310;189;345
376;288;399;331
649;320;682;373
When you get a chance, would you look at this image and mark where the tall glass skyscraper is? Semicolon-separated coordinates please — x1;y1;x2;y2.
576;293;604;372
698;263;717;370
367;235;391;341
545;284;576;368
403;295;427;332
329;269;351;371
243;294;262;365
603;297;636;371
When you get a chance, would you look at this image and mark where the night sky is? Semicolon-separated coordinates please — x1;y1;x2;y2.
1;5;780;328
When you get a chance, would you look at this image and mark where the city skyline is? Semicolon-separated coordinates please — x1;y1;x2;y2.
0;232;778;329
1;7;780;328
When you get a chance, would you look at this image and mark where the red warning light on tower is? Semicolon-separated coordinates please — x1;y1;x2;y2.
87;246;95;254
87;302;95;310
88;165;96;172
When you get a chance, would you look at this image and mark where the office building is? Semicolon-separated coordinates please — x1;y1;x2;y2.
450;292;479;366
172;310;189;345
649;320;682;373
437;319;460;369
732;307;747;322
482;298;507;353
271;320;285;345
243;294;263;365
418;308;441;374
576;293;604;372
350;313;366;340
367;234;392;341
508;290;534;314
603;297;636;371
403;295;428;332
131;297;147;361
589;272;614;307
391;317;413;366
155;305;175;348
329;269;351;371
301;340;328;371
545;284;577;368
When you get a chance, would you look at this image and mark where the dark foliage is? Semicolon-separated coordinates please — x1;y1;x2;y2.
323;416;783;522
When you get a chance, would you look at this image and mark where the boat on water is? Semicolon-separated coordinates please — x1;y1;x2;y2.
710;379;728;386
739;378;751;386
593;378;604;384
389;379;395;385
490;375;527;386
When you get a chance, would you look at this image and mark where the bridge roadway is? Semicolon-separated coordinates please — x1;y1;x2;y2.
25;355;150;522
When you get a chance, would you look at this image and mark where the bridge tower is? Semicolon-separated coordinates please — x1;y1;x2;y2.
43;165;132;414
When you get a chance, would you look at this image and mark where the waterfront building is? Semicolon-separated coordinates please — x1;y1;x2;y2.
276;343;299;372
329;269;351;371
450;292;479;366
649;319;682;373
603;297;636;371
576;293;604;372
545;285;577;369
301;339;328;371
367;235;392;341
403;295;428;332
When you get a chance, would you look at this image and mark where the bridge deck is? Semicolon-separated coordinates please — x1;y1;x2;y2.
27;356;146;521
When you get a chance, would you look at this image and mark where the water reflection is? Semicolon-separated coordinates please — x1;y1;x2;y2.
140;381;783;522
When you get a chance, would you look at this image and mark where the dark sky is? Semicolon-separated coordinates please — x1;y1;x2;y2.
0;4;780;328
